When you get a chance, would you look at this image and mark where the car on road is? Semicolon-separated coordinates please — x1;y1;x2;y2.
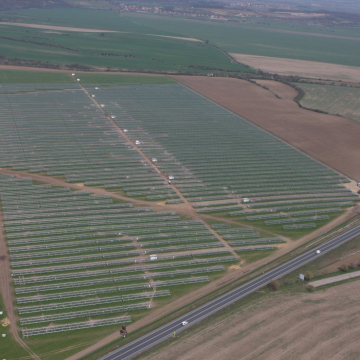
315;249;321;254
181;321;189;326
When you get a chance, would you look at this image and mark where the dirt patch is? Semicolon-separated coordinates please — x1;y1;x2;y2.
343;180;360;193
0;22;118;33
1;317;10;327
230;53;360;82
140;280;360;360
149;34;201;42
228;264;241;270
172;76;360;181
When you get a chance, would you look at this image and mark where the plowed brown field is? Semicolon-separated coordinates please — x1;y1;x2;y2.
140;280;360;360
229;54;360;82
173;76;360;181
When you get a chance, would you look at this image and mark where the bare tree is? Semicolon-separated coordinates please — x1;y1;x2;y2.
339;264;349;272
267;280;280;291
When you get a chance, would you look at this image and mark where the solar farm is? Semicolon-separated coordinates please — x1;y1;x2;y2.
0;71;358;344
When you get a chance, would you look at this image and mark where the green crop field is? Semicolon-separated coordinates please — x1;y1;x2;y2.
0;9;249;73
0;69;73;83
295;83;360;122
0;25;245;72
1;8;360;72
122;12;360;66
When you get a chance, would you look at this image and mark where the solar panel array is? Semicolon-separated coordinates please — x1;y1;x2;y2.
0;76;358;339
0;89;177;201
85;83;357;228
0;175;238;336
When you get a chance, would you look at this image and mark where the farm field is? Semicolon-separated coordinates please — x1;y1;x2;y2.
120;12;360;67
0;15;245;73
173;76;360;181
295;83;360;122
0;70;359;359
230;54;360;82
138;233;360;360
1;8;360;72
138;279;360;360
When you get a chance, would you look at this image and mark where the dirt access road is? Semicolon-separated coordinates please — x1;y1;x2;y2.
140;280;360;360
173;76;360;182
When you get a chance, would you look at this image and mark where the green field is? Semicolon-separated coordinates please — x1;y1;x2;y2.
0;8;360;72
124;12;360;66
0;24;244;72
0;69;73;83
0;8;249;73
295;83;360;122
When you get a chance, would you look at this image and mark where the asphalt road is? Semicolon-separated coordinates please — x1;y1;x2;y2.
99;224;360;360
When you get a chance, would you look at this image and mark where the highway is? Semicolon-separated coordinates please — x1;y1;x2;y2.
99;224;360;360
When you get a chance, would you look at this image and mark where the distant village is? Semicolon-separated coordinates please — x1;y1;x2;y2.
118;2;293;20
118;4;228;20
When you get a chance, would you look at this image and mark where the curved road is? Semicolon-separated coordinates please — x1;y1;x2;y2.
99;224;360;360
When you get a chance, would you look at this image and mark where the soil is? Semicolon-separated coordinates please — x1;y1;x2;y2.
230;54;360;83
139;280;360;360
172;76;360;181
